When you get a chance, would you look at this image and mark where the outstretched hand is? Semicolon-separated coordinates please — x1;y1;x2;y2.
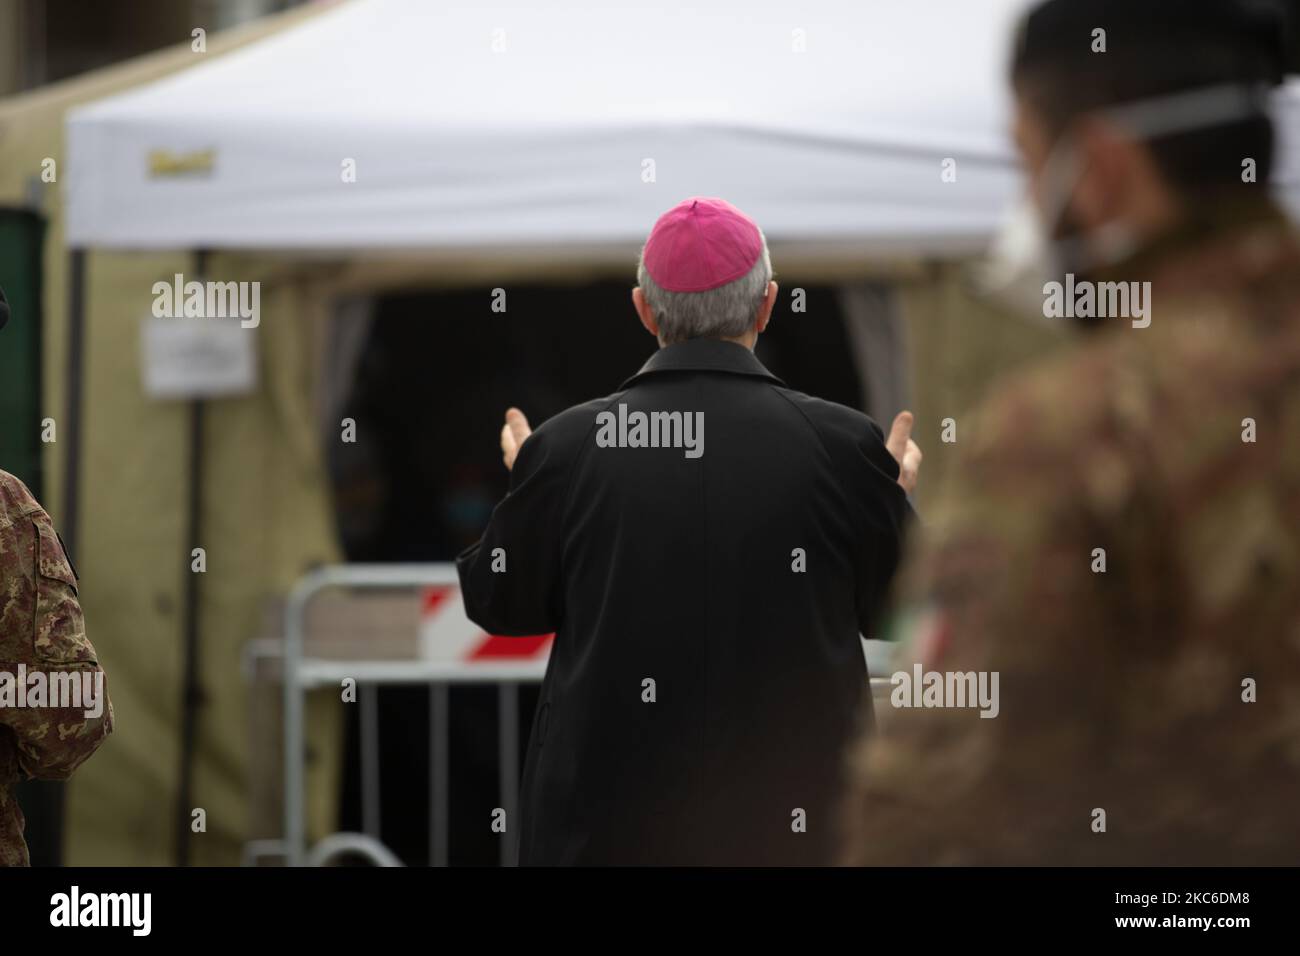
500;407;533;471
886;410;922;496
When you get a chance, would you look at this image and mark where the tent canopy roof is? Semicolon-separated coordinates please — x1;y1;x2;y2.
64;0;1299;253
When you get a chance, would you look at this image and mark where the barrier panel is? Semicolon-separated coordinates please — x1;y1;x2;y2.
275;564;546;867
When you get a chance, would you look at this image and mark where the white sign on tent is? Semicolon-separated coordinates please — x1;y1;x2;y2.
140;316;257;399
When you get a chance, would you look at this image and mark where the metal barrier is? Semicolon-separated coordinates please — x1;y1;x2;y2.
280;563;546;867
305;832;406;867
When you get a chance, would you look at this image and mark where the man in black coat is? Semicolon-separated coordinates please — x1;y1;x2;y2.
457;197;919;865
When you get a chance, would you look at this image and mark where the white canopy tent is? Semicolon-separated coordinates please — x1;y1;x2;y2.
64;0;1042;254
62;0;1300;252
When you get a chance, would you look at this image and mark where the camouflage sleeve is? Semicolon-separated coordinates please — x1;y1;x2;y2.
0;476;114;783
840;352;1146;864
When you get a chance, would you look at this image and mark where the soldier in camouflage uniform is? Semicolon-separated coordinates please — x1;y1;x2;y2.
0;470;113;866
843;0;1300;864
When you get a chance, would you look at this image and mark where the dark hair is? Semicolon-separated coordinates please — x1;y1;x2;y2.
1009;0;1289;198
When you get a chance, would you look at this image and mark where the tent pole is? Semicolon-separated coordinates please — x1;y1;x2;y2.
34;240;85;868
175;249;209;866
60;248;86;559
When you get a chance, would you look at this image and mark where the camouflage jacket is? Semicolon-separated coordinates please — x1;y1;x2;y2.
843;213;1300;865
0;470;113;866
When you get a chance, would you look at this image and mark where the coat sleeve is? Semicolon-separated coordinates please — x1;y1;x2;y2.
456;423;571;636
845;417;911;640
0;491;114;783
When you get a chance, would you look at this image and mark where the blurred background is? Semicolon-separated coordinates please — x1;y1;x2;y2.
0;0;1295;866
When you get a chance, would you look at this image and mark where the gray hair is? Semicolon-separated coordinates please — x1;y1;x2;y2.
636;237;772;345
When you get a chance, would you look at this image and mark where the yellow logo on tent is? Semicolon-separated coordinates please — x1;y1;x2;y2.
147;149;215;178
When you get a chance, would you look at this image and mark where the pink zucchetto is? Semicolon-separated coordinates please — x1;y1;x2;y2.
642;197;764;293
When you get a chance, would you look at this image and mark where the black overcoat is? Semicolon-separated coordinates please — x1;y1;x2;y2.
457;338;908;864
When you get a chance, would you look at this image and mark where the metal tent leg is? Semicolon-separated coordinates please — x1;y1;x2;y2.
429;683;449;867
498;682;519;867
361;683;381;840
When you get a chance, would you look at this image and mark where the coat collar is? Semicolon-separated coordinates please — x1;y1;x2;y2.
620;338;785;389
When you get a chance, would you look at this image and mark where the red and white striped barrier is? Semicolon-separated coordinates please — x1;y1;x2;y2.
419;586;553;662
